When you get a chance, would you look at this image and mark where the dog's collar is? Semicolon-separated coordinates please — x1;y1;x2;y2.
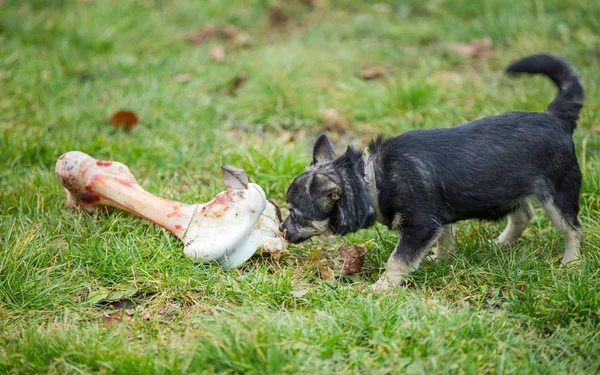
362;147;384;223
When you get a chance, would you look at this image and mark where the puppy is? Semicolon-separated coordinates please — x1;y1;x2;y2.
281;54;584;289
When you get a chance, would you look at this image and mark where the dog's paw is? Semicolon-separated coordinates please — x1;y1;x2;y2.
561;254;580;265
425;254;438;262
371;273;405;291
495;234;516;246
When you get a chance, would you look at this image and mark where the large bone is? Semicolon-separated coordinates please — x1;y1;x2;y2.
56;151;286;268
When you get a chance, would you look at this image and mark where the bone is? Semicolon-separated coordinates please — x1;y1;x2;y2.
56;151;286;268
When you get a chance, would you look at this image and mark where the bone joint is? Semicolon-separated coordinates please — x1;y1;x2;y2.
56;151;287;268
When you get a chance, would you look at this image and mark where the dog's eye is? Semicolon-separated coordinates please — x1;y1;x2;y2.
290;209;304;221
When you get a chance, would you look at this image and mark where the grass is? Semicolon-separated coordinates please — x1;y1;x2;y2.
1;0;600;373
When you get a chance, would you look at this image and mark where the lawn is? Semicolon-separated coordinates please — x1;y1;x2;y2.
1;0;600;373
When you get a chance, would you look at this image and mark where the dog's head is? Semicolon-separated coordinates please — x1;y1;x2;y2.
281;135;342;243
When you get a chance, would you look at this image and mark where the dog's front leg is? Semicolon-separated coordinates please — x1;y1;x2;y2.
372;225;442;290
427;224;455;261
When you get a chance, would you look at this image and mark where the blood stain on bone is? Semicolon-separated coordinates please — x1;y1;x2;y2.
115;178;134;187
174;225;182;231
96;160;113;167
79;190;100;204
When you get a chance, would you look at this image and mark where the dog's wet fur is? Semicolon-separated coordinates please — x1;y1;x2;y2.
282;54;584;289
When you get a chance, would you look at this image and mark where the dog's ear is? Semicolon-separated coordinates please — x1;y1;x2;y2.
309;173;340;202
312;134;336;165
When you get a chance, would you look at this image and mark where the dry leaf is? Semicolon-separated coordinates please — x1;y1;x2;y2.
172;73;192;83
286;129;308;142
360;66;386;80
110;110;139;129
339;244;367;275
221;25;241;39
268;6;290;26
221;165;249;190
592;125;600;134
189;25;216;45
228;72;248;95
232;32;253;48
321;108;349;134
450;37;494;58
102;310;133;328
318;265;335;280
209;45;225;62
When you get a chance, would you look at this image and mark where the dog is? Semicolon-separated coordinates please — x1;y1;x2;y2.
281;54;584;290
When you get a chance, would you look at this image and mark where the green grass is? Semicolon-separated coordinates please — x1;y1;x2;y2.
1;0;600;373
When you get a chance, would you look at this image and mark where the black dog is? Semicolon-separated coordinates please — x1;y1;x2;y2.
282;54;584;289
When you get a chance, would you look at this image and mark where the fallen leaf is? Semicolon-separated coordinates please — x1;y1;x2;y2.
141;309;153;321
450;37;494;58
228;72;248;95
102;310;133;328
172;73;192;83
592;125;600;133
221;25;241;39
286;129;308;142
221;165;249;190
268;6;290;26
290;289;308;298
232;32;253;48
110;110;139;129
360;66;386;80
321;108;349;134
189;25;216;45
318;265;335;280
339;244;368;275
209;45;225;62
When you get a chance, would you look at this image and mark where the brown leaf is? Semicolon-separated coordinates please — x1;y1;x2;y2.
221;165;249;190
232;32;253;48
172;73;192;83
318;265;335;280
209;45;226;62
110;110;139;129
286;129;308;142
189;25;216;45
360;66;386;80
102;311;133;328
450;37;494;58
321;108;349;135
268;6;290;26
339;244;367;275
592;125;600;134
228;72;248;95
221;25;241;39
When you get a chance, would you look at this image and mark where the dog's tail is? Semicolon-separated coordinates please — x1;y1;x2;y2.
506;54;583;132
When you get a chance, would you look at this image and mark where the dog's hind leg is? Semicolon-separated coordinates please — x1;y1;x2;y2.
541;200;581;264
372;224;442;290
540;168;582;264
497;202;535;245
